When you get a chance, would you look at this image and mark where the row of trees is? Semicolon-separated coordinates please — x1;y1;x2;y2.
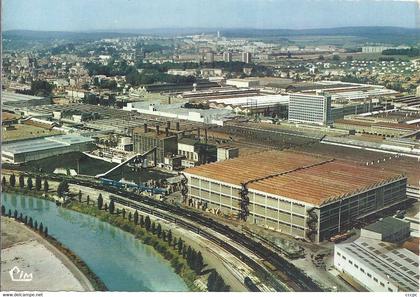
1;206;48;237
15;80;55;97
3;174;49;192
95;193;211;278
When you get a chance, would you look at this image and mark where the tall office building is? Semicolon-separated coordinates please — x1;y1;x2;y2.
223;52;232;63
205;52;215;63
242;52;252;64
288;93;333;126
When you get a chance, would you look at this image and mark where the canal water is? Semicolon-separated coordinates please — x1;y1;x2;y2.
1;192;189;292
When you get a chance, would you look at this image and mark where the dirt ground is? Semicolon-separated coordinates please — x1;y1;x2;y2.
1;217;94;291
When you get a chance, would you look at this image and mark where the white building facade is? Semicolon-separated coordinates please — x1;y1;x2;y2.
288;93;332;126
334;238;419;292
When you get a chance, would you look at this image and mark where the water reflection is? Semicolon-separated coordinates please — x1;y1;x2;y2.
1;192;188;292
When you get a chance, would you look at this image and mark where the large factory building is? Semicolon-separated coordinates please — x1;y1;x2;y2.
184;151;407;243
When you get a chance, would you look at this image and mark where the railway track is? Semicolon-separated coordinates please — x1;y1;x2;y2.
2;169;323;292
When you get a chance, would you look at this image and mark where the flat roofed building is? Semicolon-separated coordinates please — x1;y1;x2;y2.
223;52;232;63
334;238;419;292
361;217;410;243
2;91;51;107
2;134;93;164
242;52;252;64
183;151;407;242
289;93;332;126
132;126;177;164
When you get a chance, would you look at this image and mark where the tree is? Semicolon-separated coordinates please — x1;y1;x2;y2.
1;205;5;215
332;54;340;61
104;203;108;211
78;190;82;202
97;193;103;209
188;250;197;269
28;217;33;227
44;227;48;237
34;221;38;230
207;271;217;291
57;180;69;197
133;210;138;224
8;209;12;217
162;230;166;241
182;245;187;258
27;177;33;190
30;80;54;97
194;251;204;273
39;222;43;233
35;176;42;191
145;216;151;231
24;216;28;225
10;174;16;187
43;179;49;192
152;222;156;234
122;208;126;218
13;209;18;219
207;271;228;292
167;229;172;243
109;200;115;214
172;237;177;248
2;176;6;187
177;239;183;254
214;273;228;291
139;215;144;227
19;213;23;221
87;195;90;205
156;223;162;238
19;175;25;188
128;212;132;221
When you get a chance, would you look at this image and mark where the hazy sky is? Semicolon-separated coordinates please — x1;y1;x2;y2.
3;0;419;31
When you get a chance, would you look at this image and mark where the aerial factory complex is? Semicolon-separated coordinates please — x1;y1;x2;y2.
1;23;419;294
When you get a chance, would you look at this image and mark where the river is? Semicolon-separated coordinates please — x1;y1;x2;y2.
1;192;189;292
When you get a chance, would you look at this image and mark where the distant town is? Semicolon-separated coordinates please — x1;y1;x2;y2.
1;26;419;293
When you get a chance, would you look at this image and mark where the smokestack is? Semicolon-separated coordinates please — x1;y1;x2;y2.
144;123;148;133
166;121;171;129
204;128;208;143
197;128;201;140
165;127;169;137
156;125;160;135
176;122;180;131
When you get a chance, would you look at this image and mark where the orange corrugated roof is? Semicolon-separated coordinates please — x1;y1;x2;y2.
184;151;403;206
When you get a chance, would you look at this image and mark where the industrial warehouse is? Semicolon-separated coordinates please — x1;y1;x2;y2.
184;151;408;243
2;134;93;164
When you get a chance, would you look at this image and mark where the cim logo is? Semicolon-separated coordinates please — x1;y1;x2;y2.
9;266;33;282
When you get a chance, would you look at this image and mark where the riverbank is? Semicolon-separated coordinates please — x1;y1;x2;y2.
1;189;108;291
1;216;95;291
1;179;233;292
65;200;202;291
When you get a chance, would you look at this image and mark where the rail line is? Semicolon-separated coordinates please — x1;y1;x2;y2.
2;168;322;292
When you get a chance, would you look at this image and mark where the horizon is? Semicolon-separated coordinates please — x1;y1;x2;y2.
3;25;419;33
3;0;419;32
